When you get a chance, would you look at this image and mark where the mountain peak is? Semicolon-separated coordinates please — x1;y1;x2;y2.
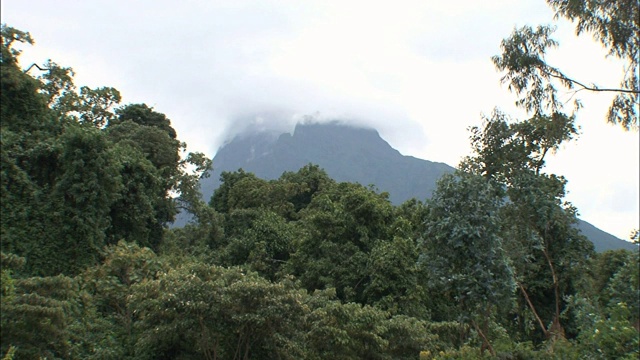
198;121;451;208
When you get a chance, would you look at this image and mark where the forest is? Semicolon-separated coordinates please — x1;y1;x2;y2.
1;2;639;358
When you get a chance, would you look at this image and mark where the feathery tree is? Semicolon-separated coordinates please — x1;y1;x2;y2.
492;0;639;130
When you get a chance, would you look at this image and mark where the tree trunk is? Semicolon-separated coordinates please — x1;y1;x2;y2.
517;281;550;338
542;247;565;340
472;319;495;356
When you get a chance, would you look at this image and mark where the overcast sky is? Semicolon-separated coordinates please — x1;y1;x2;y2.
2;0;638;240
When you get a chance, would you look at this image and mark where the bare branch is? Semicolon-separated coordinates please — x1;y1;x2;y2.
544;68;639;94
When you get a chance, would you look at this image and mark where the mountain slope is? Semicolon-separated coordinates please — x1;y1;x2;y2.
184;122;636;252
577;220;636;252
199;122;453;205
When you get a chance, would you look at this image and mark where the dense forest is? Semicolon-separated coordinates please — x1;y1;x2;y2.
1;4;639;359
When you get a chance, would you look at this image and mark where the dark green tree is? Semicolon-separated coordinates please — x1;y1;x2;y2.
278;164;335;213
420;172;514;355
304;289;434;360
289;181;394;303
218;208;298;280
71;241;165;359
1;25;211;275
363;234;427;318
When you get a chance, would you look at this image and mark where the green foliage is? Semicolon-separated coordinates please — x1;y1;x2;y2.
278;164;335;213
1;25;33;60
383;315;435;359
1;272;75;359
588;249;637;310
105;143;163;246
1;346;16;360
290;181;394;303
364;235;427;317
422;173;514;314
604;251;640;325
72;241;165;358
579;302;639;359
131;262;308;359
212;165;334;220
1;253;24;302
112;103;177;138
564;296;639;359
1;27;47;133
304;289;434;360
462;109;578;179
305;298;388;359
211;170;295;219
548;0;639;129
219;208;298;280
420;172;514;354
461;111;594;343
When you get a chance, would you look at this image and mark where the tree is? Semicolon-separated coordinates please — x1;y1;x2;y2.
278;164;335;213
1;25;211;274
45;125;121;274
71;241;165;359
303;289;434;360
604;250;640;328
106;109;212;248
363;234;427;318
461;111;594;343
218;208;298;281
131;262;308;360
104;143;164;247
0;26;50;133
288;181;395;303
492;0;639;130
420;172;514;355
588;250;636;310
1;27;120;275
0;253;75;359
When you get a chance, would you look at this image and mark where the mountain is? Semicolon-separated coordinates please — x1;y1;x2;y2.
181;122;637;252
199;122;452;205
577;220;636;252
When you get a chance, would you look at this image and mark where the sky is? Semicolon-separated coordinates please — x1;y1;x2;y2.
2;0;638;240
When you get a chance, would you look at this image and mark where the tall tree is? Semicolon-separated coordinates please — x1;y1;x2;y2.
492;0;639;130
420;172;514;355
461;111;594;342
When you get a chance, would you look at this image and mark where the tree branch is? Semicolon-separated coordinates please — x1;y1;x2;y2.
544;68;639;94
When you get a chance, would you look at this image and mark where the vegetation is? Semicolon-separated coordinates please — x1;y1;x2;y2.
1;2;638;357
